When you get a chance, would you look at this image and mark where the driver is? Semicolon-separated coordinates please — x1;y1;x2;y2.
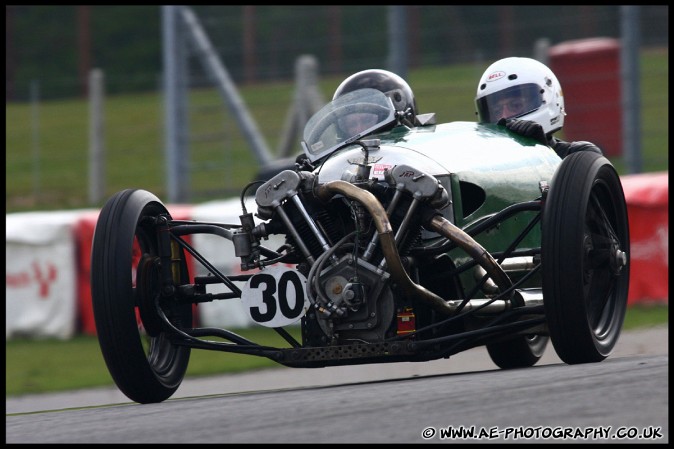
333;68;419;131
475;57;602;159
337;111;380;137
295;69;422;170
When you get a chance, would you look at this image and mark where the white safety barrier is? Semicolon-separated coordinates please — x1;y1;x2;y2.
6;209;96;339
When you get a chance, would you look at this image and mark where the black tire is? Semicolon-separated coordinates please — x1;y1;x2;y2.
542;152;630;364
487;335;549;369
91;189;192;403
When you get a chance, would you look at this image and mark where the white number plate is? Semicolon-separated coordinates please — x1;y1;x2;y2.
240;266;309;327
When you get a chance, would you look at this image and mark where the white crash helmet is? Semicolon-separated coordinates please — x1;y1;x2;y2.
475;57;565;135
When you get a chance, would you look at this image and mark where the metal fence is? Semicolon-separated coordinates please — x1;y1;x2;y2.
5;5;669;211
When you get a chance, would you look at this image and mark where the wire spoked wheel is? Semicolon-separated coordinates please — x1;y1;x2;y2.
542;151;630;364
91;189;192;403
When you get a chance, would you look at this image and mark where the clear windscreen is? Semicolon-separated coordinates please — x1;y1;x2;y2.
301;88;396;162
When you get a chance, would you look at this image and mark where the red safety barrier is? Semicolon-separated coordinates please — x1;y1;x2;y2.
74;205;196;335
549;38;622;157
620;171;668;305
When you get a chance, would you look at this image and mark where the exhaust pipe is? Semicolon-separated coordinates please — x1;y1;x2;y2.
426;214;513;297
446;288;544;314
475;256;538;294
315;181;515;315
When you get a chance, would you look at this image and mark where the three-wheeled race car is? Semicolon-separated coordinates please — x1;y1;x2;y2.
91;87;630;404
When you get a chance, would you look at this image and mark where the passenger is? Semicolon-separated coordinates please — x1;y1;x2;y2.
475;57;602;158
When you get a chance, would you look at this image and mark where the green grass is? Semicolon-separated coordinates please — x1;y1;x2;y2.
5;304;668;396
6;326;302;396
621;303;669;330
5;48;668;213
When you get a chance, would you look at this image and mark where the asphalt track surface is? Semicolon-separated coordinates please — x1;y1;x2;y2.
6;325;668;443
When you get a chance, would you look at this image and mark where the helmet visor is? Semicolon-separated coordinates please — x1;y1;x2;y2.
476;83;543;123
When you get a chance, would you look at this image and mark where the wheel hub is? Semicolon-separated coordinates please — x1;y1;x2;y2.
609;243;627;275
136;254;164;337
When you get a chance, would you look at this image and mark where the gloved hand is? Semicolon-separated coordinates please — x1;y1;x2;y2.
497;118;548;146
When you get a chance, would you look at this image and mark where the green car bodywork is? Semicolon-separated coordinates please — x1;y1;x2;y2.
318;121;562;296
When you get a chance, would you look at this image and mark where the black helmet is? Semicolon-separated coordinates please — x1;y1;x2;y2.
333;69;418;125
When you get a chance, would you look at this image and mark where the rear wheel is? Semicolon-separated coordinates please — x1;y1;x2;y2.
91;189;192;403
542;152;630;364
487;335;548;369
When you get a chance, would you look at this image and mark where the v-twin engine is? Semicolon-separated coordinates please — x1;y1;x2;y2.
232;156;513;344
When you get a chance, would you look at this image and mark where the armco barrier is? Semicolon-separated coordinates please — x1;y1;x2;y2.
5;173;668;339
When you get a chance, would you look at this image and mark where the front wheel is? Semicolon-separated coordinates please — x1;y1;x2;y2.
542;152;630;364
91;189;192;403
